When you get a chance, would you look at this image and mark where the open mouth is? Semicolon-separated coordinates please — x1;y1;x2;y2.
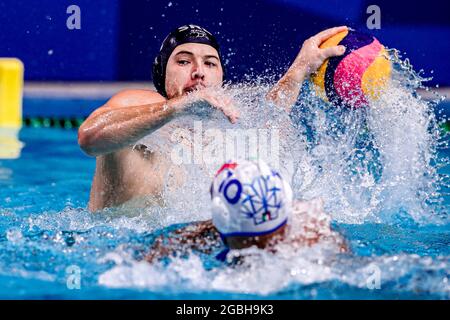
184;84;205;94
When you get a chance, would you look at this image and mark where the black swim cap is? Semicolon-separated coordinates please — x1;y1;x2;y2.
152;24;226;97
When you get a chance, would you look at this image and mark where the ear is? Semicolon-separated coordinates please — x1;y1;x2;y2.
152;55;167;97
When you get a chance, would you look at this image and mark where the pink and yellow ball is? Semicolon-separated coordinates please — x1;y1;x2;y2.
311;29;392;108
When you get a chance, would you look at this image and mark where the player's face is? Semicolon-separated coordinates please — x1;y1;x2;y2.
165;43;223;99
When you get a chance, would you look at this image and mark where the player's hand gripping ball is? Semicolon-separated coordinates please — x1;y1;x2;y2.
311;29;392;108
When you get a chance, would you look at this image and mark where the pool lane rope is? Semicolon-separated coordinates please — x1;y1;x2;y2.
22;117;450;131
23;116;87;129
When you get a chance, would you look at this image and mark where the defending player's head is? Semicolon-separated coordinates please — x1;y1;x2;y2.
210;159;293;250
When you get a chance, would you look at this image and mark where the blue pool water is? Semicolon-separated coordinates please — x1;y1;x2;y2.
0;102;448;298
2;52;450;300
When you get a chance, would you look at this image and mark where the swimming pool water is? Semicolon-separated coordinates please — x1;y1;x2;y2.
0;123;448;299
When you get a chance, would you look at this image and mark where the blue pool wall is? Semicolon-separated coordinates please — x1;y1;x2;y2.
0;0;449;86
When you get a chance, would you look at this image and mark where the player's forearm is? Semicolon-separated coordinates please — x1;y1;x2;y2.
78;97;186;156
266;66;308;113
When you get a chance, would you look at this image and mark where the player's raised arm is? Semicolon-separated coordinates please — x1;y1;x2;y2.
266;26;348;113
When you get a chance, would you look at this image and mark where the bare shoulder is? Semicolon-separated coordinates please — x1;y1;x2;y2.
107;89;166;108
145;220;220;263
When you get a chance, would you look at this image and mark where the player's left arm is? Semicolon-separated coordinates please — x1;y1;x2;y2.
145;220;221;263
266;26;348;113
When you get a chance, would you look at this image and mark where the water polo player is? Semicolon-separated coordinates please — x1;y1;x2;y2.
145;160;347;263
78;24;348;211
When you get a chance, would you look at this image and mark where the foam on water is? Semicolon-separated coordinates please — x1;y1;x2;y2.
0;47;448;298
98;240;449;298
106;47;448;227
96;48;449;297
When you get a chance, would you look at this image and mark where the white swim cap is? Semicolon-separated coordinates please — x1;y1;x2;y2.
211;159;293;238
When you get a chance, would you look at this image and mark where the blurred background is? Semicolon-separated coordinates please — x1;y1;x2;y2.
1;0;449;83
0;0;449;127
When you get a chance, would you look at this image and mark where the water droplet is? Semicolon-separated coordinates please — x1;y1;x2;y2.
6;228;23;243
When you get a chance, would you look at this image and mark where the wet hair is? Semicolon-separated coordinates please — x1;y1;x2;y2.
152;24;226;97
